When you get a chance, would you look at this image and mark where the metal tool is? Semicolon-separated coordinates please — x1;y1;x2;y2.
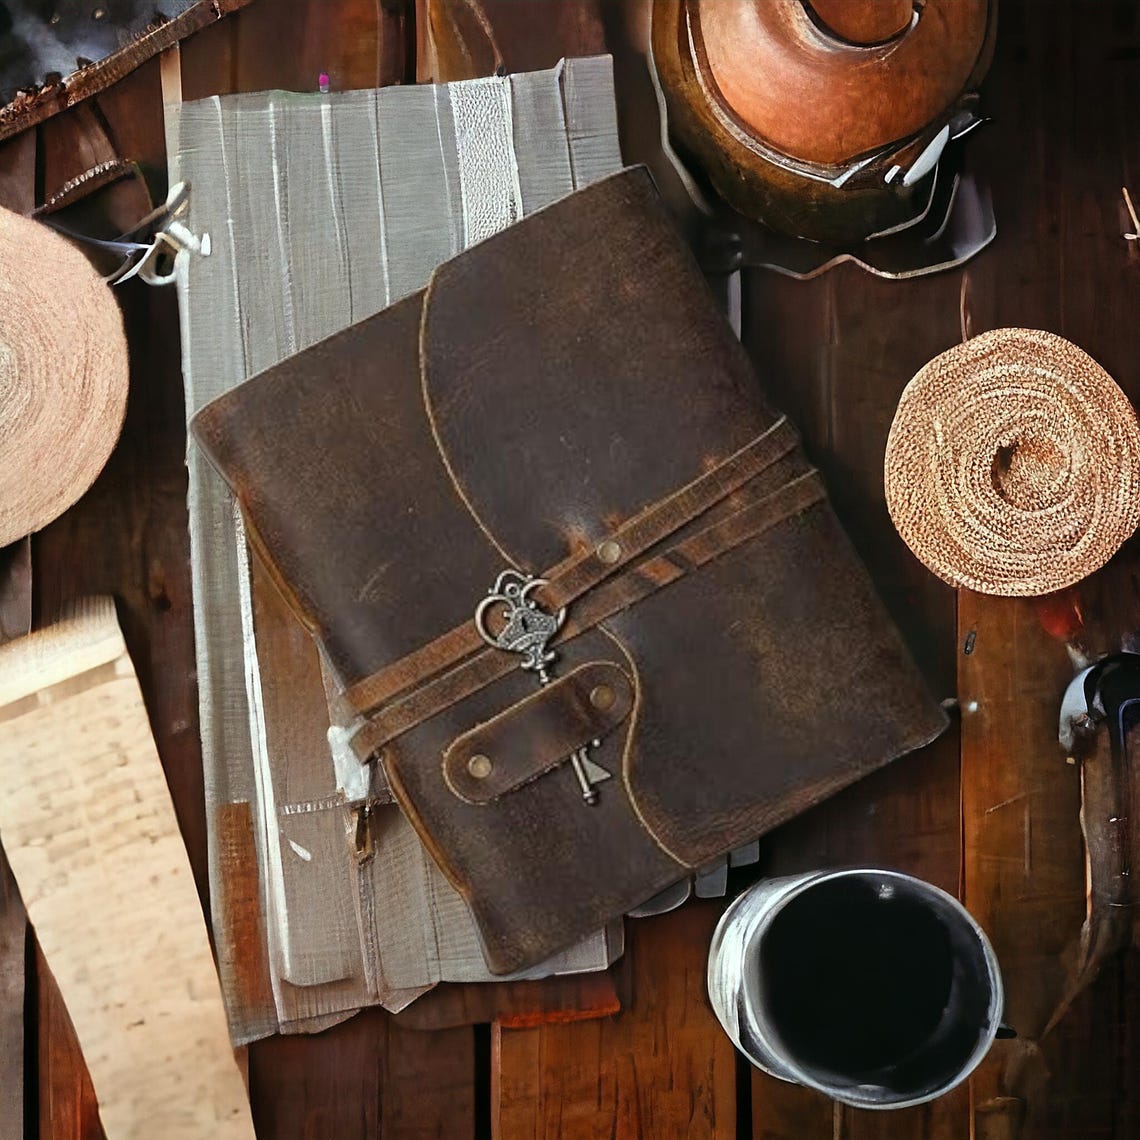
474;569;611;804
41;180;208;286
1051;652;1140;1033
1059;653;1140;761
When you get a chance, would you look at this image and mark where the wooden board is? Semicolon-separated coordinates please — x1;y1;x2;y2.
743;238;965;1140
30;54;198;1140
0;601;254;1139
0;849;25;1140
248;1010;475;1138
493;901;736;1139
959;4;1140;1135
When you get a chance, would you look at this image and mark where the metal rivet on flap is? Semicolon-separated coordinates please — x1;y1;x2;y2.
467;754;493;779
597;540;622;565
590;684;615;711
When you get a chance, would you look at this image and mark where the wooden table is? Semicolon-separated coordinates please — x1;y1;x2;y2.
6;0;1140;1135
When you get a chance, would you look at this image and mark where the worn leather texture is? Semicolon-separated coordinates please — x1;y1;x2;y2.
192;167;948;974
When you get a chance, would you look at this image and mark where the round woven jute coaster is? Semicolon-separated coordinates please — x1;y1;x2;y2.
884;328;1140;596
0;205;128;546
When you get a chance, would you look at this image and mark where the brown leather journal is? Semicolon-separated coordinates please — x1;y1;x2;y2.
191;167;947;974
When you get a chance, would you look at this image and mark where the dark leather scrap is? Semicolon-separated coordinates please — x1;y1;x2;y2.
192;167;947;974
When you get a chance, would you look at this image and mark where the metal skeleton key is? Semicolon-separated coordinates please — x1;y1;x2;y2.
474;570;611;804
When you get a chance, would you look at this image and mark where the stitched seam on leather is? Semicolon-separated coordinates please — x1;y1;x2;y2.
598;624;689;867
418;275;525;570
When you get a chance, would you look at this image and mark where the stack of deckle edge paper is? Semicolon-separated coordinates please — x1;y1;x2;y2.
169;57;629;1042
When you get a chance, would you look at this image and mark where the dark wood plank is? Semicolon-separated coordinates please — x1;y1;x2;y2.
379;1019;478;1136
31;53;194;1140
232;0;406;95
0;125;35;210
742;184;966;1140
249;1010;475;1139
846;1088;972;1140
960;594;1082;1134
180;7;240;102
393;970;620;1033
36;943;102;1140
35;59;204;886
0;550;27;1140
0;847;23;1140
959;3;1140;1136
493;901;736;1140
476;0;605;71
750;1078;833;1140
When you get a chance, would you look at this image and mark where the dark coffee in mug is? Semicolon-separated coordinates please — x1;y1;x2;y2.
708;869;1004;1109
757;876;993;1092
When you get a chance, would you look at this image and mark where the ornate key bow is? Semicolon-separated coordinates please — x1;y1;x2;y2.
474;570;610;804
474;571;565;683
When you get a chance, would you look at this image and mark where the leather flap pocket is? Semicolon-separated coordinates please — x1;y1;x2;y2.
443;661;633;804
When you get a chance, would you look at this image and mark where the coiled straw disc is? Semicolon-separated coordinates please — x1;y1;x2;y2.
0;205;128;546
884;328;1140;596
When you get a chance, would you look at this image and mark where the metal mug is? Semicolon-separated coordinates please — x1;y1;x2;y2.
707;868;1004;1110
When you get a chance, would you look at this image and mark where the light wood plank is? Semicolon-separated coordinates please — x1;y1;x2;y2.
0;601;253;1140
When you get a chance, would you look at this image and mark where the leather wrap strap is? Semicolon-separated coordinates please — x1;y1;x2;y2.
341;416;797;720
348;463;826;762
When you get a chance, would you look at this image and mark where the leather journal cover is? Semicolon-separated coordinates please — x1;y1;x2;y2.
192;167;948;974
